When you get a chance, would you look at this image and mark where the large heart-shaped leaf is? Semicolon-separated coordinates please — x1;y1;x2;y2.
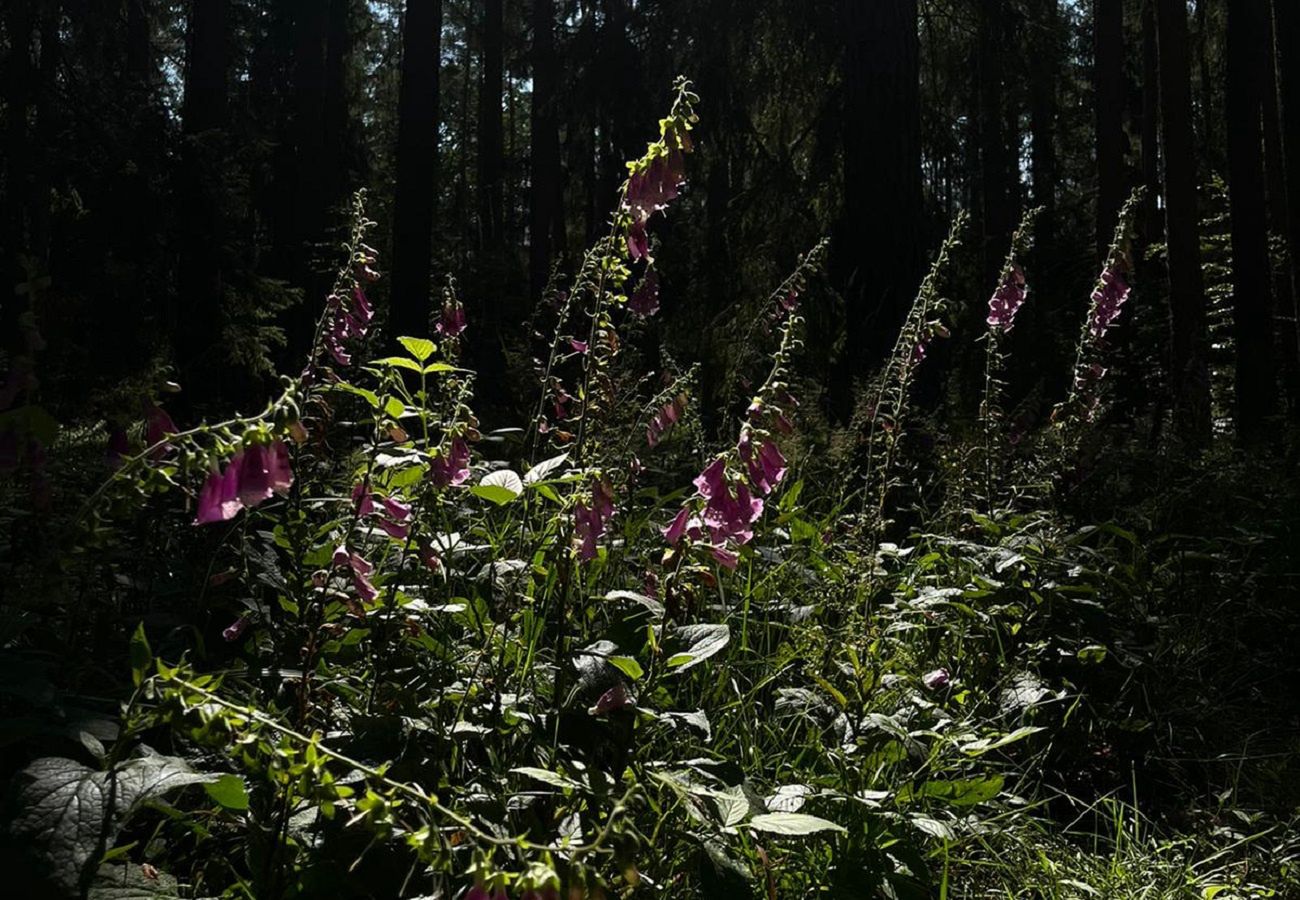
4;754;215;896
470;470;524;505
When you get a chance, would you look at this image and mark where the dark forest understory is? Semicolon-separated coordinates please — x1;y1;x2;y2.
1;1;1299;898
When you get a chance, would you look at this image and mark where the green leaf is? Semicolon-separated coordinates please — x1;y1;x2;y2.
510;767;582;790
470;470;524;505
331;383;381;408
524;452;570;484
397;336;436;361
914;775;1003;806
3;754;216;896
423;362;456;374
203;774;249;811
1077;644;1108;664
383;396;406;420
747;812;846;835
129;623;151;688
959;725;1044;756
89;863;181;899
608;656;644;680
370;356;424;373
662;623;730;672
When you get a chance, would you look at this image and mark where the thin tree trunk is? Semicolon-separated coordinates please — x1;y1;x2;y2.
977;0;1011;285
390;0;442;341
175;0;230;409
1156;0;1213;445
1226;0;1276;442
1141;0;1162;249
528;0;562;302
830;0;922;405
477;0;504;250
1272;0;1300;418
1095;0;1127;263
1029;0;1060;253
1262;3;1299;420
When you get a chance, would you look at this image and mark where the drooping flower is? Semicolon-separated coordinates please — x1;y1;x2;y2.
922;668;951;690
1088;267;1130;339
693;456;727;499
741;434;787;496
569;338;589;354
266;441;294;494
195;459;243;524
986;265;1028;333
574;477;616;563
237;444;276;507
352;481;376;517
222;616;250;642
145;404;178;457
662;505;691;545
628;269;661;318
436;298;467;337
647;393;685;447
430;437;471;487
589;682;634;715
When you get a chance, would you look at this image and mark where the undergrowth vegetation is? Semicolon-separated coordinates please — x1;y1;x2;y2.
2;82;1298;899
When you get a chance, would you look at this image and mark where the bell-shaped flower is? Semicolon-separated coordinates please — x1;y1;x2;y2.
430;437;471;487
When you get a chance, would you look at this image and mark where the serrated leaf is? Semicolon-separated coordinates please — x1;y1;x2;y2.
661;623;730;672
423;362;455;374
524;452;570;484
470;470;523;505
747;812;846;835
397;336;436;362
4;755;216;895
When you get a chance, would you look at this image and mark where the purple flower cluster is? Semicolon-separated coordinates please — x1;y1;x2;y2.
436;297;467;337
333;542;378;602
324;285;375;367
646;393;686;448
574;476;615;563
987;265;1028;333
352;481;413;540
195;441;294;525
1088;267;1130;339
623;125;692;261
628;268;661;318
430;437;471;487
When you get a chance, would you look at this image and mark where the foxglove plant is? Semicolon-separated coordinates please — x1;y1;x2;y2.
977;207;1040;511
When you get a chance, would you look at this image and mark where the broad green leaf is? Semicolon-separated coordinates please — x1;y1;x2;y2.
662;623;730;672
423;362;456;374
370;356;424;373
747;812;846;835
470;470;524;505
397;336;436;361
1077;644;1108;664
914;775;1003;806
510;767;581;790
524;452;570;484
608;656;644;680
959;725;1044;756
4;754;216;895
203;774;250;811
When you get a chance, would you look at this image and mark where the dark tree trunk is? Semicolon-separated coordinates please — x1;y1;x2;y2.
528;0;562;301
1272;0;1300;418
1263;3;1299;420
477;0;505;250
1226;0;1276;442
830;0;922;403
1029;0;1060;252
977;0;1011;285
1156;0;1213;445
175;0;230;409
1095;0;1127;263
1141;0;1162;249
3;5;36;334
390;0;442;342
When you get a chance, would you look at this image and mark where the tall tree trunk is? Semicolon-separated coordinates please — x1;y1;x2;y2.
390;0;442;342
1029;0;1060;253
528;0;562;302
1156;0;1213;445
477;0;504;250
1262;3;1299;420
1272;0;1300;419
175;0;230;409
1095;0;1127;263
830;0;922;407
1226;0;1276;442
977;0;1011;285
1140;0;1162;249
2;4;36;353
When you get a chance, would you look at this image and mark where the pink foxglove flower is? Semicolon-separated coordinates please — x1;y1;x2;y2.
1088;267;1130;338
574;477;616;563
922;668;951;690
628;269;661;318
430;437;471;487
266;441;294;494
195;460;242;524
569;338;589;354
436;298;467;337
145;404;178;458
986;265;1028;333
222;616;250;642
662;505;691;545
